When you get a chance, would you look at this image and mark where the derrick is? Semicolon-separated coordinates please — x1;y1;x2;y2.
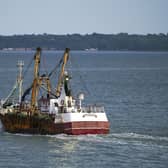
31;48;41;113
55;48;70;97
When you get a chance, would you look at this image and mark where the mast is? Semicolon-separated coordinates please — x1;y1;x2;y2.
56;48;70;97
31;47;41;113
2;60;24;108
17;60;24;103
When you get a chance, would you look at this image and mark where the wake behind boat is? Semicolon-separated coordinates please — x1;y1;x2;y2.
0;48;109;135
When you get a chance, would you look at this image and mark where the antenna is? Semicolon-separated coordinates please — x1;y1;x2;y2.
17;60;24;103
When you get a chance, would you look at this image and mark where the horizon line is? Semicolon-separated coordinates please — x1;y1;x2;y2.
0;32;168;36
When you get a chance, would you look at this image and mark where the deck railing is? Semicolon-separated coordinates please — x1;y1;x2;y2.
81;106;105;113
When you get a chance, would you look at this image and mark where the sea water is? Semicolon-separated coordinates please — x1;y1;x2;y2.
0;50;168;168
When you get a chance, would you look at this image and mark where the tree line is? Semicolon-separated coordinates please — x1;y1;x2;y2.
0;33;168;51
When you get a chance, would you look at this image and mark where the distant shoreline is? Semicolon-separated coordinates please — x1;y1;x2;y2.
0;33;168;51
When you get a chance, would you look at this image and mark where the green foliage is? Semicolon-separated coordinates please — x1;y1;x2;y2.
0;33;168;51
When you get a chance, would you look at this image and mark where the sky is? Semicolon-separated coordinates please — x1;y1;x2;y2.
0;0;168;35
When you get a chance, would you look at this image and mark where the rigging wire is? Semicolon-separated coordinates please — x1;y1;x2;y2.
40;84;57;98
3;55;34;105
22;56;34;79
70;53;91;96
48;56;63;78
42;53;49;76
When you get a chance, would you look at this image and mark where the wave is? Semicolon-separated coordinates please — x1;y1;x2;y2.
50;132;168;145
44;132;168;143
44;133;168;149
2;131;168;146
110;132;168;142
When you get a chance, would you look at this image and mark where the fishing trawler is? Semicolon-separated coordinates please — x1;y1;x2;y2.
0;48;109;135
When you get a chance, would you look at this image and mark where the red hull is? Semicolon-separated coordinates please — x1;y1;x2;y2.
64;121;110;135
